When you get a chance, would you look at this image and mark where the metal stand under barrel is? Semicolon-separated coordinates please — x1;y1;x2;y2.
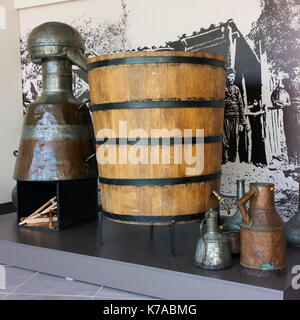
99;209;223;257
99;213;178;256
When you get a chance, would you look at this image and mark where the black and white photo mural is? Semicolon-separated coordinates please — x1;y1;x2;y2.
18;0;300;219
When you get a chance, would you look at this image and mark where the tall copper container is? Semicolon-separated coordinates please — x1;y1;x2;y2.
13;22;97;181
13;22;98;231
237;183;286;277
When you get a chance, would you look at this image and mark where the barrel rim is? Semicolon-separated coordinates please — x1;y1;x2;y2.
90;99;224;111
87;50;227;64
87;54;226;71
101;209;217;224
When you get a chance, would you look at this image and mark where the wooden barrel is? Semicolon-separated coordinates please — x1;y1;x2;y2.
87;51;226;225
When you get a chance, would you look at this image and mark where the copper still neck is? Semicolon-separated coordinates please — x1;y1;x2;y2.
37;59;76;104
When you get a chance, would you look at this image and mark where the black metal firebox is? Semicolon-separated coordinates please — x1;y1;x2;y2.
17;178;98;232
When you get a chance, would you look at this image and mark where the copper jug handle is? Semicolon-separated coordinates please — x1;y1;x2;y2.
237;187;257;225
199;215;207;240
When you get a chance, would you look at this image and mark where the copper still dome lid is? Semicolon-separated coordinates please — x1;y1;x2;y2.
27;22;85;64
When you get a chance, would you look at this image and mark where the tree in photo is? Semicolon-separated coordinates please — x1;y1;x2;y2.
70;0;130;57
20;0;131;103
248;0;299;72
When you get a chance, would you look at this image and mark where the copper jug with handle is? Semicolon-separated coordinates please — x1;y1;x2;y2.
194;208;232;270
237;182;286;277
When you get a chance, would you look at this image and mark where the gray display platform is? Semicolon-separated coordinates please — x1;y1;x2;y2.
0;212;299;300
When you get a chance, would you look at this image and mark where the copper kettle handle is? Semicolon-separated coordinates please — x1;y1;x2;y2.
199;215;207;240
237;187;257;225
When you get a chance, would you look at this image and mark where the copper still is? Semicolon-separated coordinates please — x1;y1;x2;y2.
237;183;286;277
13;22;98;230
14;22;97;181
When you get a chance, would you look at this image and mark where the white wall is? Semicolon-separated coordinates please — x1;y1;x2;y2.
14;0;73;9
0;0;23;203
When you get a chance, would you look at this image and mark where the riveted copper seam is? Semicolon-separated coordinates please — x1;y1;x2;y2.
22;124;92;141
